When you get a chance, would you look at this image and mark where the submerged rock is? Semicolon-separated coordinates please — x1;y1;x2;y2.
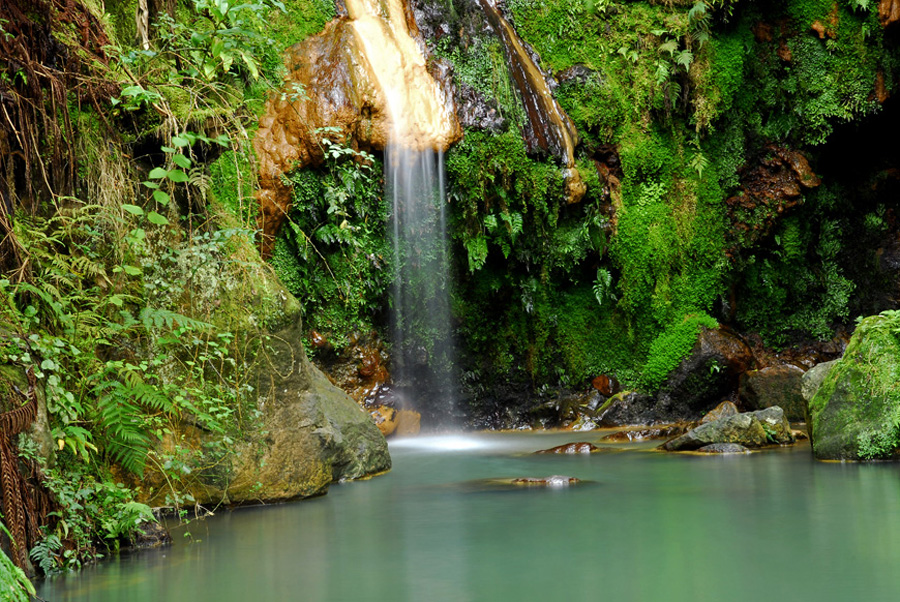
533;442;599;454
662;407;794;452
740;364;807;422
696;443;751;454
510;475;581;487
806;314;900;460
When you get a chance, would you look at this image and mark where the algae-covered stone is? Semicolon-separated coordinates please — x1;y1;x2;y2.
807;314;900;460
662;407;793;451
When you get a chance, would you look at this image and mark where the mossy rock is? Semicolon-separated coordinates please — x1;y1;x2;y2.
807;313;900;460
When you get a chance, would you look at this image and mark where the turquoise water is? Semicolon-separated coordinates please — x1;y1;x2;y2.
37;432;900;601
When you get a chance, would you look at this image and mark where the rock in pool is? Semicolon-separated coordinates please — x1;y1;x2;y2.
510;476;581;487
533;442;599;454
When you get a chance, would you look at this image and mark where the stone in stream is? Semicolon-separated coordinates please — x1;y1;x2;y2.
510;476;581;487
662;406;794;451
600;424;689;443
533;442;600;454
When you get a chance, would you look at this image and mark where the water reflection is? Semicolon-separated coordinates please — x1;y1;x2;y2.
39;436;900;601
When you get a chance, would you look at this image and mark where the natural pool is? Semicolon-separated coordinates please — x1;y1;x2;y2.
37;432;900;602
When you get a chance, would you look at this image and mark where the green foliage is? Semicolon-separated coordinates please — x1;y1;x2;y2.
32;464;156;573
641;312;719;390
270;135;389;344
0;521;35;601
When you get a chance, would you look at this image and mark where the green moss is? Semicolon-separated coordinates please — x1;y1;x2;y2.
641;312;719;390
809;311;900;459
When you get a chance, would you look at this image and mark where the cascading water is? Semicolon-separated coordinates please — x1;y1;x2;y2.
386;146;457;424
345;0;460;424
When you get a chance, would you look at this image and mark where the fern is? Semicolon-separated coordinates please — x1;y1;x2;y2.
139;306;212;332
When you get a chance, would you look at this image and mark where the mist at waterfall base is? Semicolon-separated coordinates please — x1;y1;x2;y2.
386;144;458;426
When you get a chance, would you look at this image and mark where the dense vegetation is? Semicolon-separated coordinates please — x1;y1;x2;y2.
2;0;900;592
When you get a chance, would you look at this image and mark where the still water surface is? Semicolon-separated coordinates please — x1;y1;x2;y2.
38;432;900;601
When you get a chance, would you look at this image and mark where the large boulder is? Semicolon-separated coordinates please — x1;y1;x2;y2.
806;314;900;460
133;225;390;507
739;364;807;422
655;327;754;421
662;407;794;451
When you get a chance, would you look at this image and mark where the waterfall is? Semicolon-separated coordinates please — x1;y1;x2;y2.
346;0;459;423
387;146;457;423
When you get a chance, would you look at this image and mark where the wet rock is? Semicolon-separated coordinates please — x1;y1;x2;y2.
591;374;617;396
510;475;580;487
370;406;398;437
566;415;599;432
600;425;689;443
533;442;599;454
655;327;754;421
131;521;172;549
394;409;422;436
739;364;807;422
696;443;750;454
595;391;659;427
662;407;794;452
807;314;900;460
700;400;739;424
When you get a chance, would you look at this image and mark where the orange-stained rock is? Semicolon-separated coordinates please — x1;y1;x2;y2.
876;70;891;103
592;374;612;396
394;409;421;436
254;0;462;256
701;400;739;424
370;406;398;437
880;0;900;26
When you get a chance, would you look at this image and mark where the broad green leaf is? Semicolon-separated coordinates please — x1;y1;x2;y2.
123;265;142;276
152;190;170;205
122;204;144;216
142;180;159;189
167;169;189;183
239;50;259;79
147;211;169;225
148;167;168;179
161;146;176;153
172;153;191;169
172;136;190;148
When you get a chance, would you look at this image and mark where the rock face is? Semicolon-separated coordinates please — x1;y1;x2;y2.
739;365;807;422
806;314;900;460
662;407;794;452
880;0;900;26
655;327;754;421
595;391;658;426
